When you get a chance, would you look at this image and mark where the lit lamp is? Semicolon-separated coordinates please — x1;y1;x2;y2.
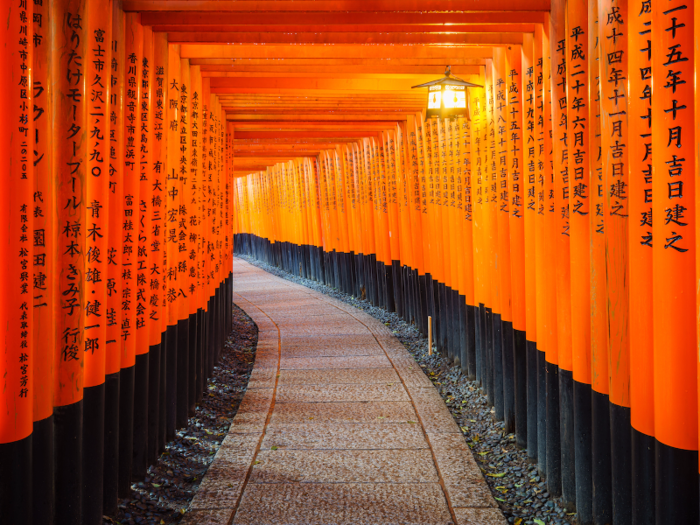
412;66;482;120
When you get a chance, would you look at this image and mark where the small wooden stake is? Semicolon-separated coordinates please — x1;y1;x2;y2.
428;316;433;356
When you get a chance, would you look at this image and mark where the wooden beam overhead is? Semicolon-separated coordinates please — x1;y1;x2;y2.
209;76;479;91
234;131;382;139
195;64;485;74
167;32;525;45
179;44;496;60
234;142;353;149
226;114;412;122
189;58;488;66
141;11;546;26
126;1;550;13
235;150;327;157
154;24;536;34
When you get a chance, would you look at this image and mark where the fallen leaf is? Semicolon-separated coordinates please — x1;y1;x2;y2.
407;420;416;424
151;483;161;488
533;520;546;525
271;446;278;451
515;519;522;525
254;460;260;465
495;497;505;502
487;472;505;478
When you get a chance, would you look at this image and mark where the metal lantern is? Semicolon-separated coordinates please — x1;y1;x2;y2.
412;66;482;121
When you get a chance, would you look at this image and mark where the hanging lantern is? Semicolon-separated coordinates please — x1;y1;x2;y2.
412;66;482;121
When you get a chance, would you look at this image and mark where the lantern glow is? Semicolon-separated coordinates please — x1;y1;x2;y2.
412;66;482;120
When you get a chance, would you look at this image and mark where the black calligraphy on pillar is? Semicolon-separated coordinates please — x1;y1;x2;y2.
61;10;84;362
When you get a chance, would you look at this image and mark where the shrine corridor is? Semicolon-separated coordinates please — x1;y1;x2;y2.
3;0;700;524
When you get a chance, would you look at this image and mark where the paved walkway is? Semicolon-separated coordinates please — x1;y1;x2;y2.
183;258;505;525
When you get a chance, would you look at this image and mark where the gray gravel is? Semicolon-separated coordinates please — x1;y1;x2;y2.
240;254;577;525
104;303;258;525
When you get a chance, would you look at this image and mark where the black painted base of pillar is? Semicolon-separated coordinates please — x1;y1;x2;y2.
103;371;120;516
632;428;655;525
0;432;32;525
83;383;105;525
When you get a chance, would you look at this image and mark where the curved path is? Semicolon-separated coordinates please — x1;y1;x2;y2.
183;258;506;525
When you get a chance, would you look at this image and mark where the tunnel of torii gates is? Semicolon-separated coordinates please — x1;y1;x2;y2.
1;0;700;524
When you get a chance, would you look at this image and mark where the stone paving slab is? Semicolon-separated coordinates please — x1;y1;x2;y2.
275;383;410;403
279;355;392;370
182;258;505;525
278;367;400;385
280;344;385;358
250;449;439;483
269;401;418;425
232;483;454;525
260;422;429;450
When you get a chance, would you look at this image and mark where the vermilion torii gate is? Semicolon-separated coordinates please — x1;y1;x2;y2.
1;1;700;525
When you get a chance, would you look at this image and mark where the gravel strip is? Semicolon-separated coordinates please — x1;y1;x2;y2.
239;254;577;525
104;303;258;525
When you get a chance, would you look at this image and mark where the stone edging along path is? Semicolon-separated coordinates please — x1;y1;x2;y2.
181;258;506;525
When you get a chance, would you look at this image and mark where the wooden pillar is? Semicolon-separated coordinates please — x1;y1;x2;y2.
652;0;698;521
0;0;35;522
628;1;655;522
83;1;113;521
566;0;592;520
53;1;87;522
507;44;526;442
31;0;56;521
104;1;124;514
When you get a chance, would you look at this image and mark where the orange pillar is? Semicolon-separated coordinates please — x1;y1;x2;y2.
406;115;427;335
489;54;506;413
151;30;169;463
588;1;613;520
470;82;487;384
543;14;561;485
599;0;633;517
506;43;527;444
103;1;125;513
652;0;698;519
565;0;593;519
131;21;153;481
522;31;539;463
165;43;182;440
52;0;87;520
534;21;549;476
117;12;143;496
549;0;568;496
83;0;112;519
628;0;655;520
0;0;35;519
29;0;56;520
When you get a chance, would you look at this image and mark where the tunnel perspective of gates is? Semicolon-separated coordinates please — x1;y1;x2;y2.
232;3;700;525
2;0;700;524
0;2;235;524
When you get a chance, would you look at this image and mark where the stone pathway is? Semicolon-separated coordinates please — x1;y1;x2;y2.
182;258;506;525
